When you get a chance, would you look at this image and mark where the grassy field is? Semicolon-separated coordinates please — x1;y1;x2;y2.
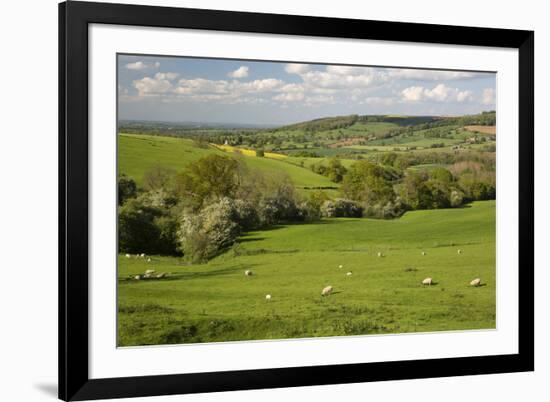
118;133;335;190
118;200;496;346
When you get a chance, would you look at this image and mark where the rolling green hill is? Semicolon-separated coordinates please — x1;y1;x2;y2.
118;133;336;190
118;200;496;346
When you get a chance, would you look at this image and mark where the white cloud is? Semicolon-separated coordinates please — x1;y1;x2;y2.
284;63;310;74
239;78;284;92
305;95;335;105
133;72;178;96
482;88;496;105
273;92;305;102
126;61;160;71
364;97;395;106
401;84;473;103
228;66;249;78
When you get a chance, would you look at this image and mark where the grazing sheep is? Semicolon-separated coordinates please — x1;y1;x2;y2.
265;294;272;301
470;278;481;287
346;271;353;276
244;270;253;276
147;258;151;262
422;277;433;286
125;254;131;258
457;249;462;254
134;275;141;280
377;252;383;258
421;251;426;256
140;253;146;258
321;285;333;296
338;265;343;269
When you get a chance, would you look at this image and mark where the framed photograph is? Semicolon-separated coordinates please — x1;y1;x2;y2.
59;1;534;400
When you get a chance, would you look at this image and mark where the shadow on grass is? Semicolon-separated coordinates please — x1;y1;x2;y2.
119;264;260;283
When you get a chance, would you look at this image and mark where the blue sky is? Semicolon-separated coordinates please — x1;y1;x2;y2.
118;54;496;126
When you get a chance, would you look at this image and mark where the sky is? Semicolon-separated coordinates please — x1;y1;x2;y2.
118;54;496;126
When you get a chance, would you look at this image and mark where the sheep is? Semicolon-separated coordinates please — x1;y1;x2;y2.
422;277;433;286
140;253;146;258
470;278;481;287
156;272;166;279
125;254;131;258
421;251;426;256
134;275;141;280
338;265;343;269
321;285;333;296
346;271;353;276
457;249;462;254
244;270;253;276
145;269;156;275
265;294;272;301
377;252;383;258
147;257;151;262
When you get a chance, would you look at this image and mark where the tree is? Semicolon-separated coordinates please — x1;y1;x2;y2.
256;149;265;157
341;160;394;205
326;158;347;183
175;155;240;209
118;194;181;255
178;198;240;262
143;165;175;191
118;174;137;205
118;198;162;254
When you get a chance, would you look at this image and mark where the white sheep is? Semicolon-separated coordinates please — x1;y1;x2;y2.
422;277;433;286
244;270;253;276
338;264;343;269
145;269;155;275
125;254;131;258
377;252;383;258
134;275;141;280
140;253;146;258
421;251;426;256
265;294;272;301
321;285;333;296
147;258;151;262
346;271;353;276
470;278;481;287
457;249;462;254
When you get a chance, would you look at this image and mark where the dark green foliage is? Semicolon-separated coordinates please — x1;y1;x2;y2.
118;193;181;255
118;198;163;254
256;149;265;157
175;155;240;209
341;160;395;206
118;174;137;205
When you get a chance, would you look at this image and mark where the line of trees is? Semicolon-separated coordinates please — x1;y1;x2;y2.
118;151;495;262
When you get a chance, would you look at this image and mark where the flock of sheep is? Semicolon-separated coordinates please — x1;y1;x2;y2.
127;254;169;280
126;248;482;299
243;248;482;302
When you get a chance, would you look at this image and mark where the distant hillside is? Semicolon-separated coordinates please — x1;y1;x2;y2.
276;111;495;133
278;114;359;132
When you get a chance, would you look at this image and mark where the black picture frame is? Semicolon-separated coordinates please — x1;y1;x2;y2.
59;1;534;400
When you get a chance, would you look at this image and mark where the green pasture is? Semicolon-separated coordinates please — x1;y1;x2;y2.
118;200;496;346
118;133;335;190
